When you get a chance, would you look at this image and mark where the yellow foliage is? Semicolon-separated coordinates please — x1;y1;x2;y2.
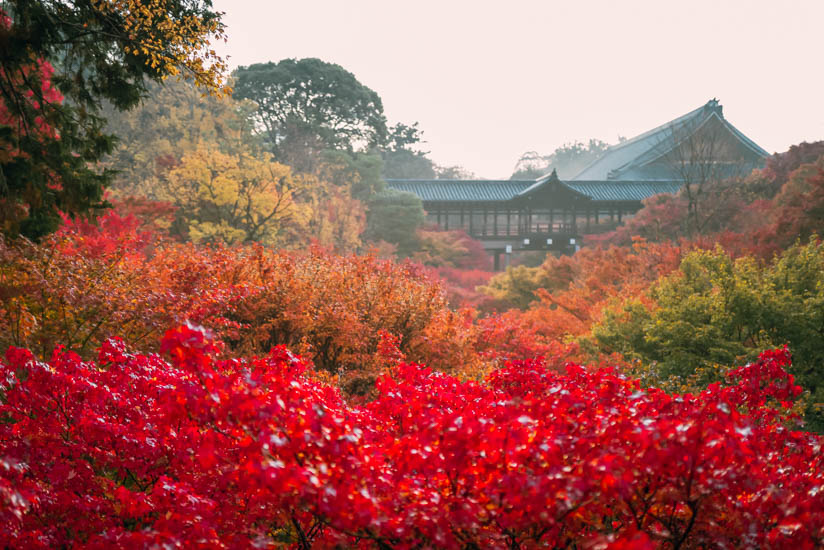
163;148;308;246
91;0;230;95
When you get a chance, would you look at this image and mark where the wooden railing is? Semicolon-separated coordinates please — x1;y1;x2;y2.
465;222;576;238
527;222;574;235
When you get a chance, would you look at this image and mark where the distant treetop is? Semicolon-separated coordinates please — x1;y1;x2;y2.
232;58;387;163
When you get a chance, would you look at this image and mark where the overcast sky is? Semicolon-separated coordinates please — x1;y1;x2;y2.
211;0;824;178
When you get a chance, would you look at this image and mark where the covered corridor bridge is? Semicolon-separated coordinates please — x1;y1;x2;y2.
387;99;769;270
387;171;680;270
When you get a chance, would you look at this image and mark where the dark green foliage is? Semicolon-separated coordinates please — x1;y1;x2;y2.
232;58;387;160
381;149;437;179
319;150;385;201
365;189;425;255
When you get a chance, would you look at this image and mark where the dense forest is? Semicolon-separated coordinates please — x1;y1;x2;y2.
1;2;823;548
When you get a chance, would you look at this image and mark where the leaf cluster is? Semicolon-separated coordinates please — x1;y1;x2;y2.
0;1;228;238
1;327;821;547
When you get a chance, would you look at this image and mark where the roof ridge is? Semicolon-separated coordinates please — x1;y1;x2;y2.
629;110;722;170
570;100;718;180
604;101;714;153
385;179;535;184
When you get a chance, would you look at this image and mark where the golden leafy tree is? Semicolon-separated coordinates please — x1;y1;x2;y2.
161;148;309;245
103;78;259;198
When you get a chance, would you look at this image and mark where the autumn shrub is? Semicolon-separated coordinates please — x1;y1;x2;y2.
429;266;497;311
481;239;685;311
0;211;485;394
473;240;686;368
411;227;491;271
0;212;243;359
224;245;482;393
1;325;821;548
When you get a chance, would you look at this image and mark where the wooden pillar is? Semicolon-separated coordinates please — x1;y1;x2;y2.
618;207;623;223
586;209;591;232
506;210;511;236
460;205;465;231
483;207;488;236
493;206;498;236
493;251;501;271
571;206;577;232
469;204;474;235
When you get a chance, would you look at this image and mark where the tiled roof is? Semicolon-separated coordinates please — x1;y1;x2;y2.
387;100;765;206
571;99;769;181
386;179;534;202
387;178;681;203
565;181;682;201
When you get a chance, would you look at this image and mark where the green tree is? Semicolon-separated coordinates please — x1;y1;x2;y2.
316;150;385;201
232;58;387;166
380;122;436;179
592;248;772;379
511;139;611;180
382;150;437;179
765;240;824;425
0;0;228;239
590;242;824;428
435;164;476;180
478;264;551;309
365;189;424;255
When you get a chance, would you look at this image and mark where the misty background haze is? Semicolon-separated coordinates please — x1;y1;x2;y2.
212;0;824;178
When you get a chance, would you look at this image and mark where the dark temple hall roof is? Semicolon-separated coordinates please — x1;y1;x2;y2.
386;180;534;202
387;100;767;206
564;181;682;201
385;176;681;204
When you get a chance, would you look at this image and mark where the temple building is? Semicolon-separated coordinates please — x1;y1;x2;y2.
387;99;769;270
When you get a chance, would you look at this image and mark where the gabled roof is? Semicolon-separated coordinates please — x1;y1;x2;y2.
515;169;563;197
571;99;769;181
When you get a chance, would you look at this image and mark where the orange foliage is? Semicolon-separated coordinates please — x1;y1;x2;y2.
0;212;244;358
0;211;489;395
476;239;686;365
224;245;473;394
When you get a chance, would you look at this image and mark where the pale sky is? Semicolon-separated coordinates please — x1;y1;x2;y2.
211;0;824;179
